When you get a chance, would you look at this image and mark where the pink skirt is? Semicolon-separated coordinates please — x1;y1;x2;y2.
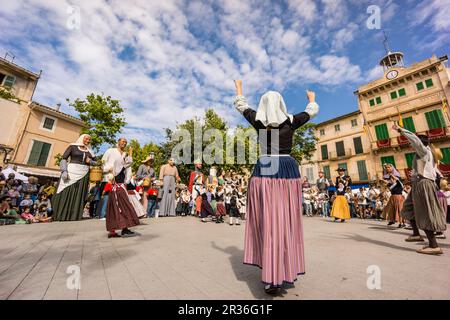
244;156;305;287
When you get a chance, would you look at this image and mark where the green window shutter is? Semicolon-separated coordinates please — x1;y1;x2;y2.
3;75;15;89
27;141;43;166
353;137;363;154
369;99;375;107
425;111;434;129
405;153;415;169
402;117;416;133
381;156;396;168
376;97;382;105
416;82;424;91
390;91;398;100
357;160;368;181
436;109;445;128
337;163;348;173
441;148;450;165
426;110;446;129
375;124;389;141
37;143;51;166
336;141;345;157
425;78;434;88
321;145;329;160
398;88;406;97
323;166;331;179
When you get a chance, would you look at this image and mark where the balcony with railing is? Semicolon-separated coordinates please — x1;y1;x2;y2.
374;128;449;152
328;148;353;160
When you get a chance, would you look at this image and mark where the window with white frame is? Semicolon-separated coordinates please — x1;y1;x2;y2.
40;115;57;132
1;74;16;89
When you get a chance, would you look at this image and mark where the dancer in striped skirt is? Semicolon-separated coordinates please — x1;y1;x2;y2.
234;80;319;295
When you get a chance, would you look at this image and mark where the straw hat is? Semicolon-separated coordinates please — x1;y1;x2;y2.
431;144;443;164
141;154;155;164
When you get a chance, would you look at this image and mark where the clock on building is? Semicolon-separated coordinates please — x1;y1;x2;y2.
386;70;399;80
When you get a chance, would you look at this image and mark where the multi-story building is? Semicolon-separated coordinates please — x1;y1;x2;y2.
302;51;450;185
0;56;87;179
355;52;450;179
301;111;374;184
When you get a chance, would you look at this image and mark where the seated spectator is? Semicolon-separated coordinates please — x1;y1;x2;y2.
8;186;21;208
20;194;34;213
34;193;53;217
1;195;23;225
20;206;37;223
0;180;7;196
35;204;52;223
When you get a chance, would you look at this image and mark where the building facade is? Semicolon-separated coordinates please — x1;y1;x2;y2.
301;111;374;184
0;57;87;178
302;52;450;185
356;53;450;180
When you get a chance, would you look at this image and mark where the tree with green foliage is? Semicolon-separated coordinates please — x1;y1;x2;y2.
67;93;126;151
291;122;318;163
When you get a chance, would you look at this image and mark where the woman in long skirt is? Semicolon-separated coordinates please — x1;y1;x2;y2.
159;158;181;217
234;80;319;294
330;168;352;222
381;163;405;228
53;134;95;221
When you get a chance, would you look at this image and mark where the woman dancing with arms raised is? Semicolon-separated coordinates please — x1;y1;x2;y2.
233;80;319;295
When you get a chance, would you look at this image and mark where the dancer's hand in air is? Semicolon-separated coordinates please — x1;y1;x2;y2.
306;90;315;103
234;80;243;96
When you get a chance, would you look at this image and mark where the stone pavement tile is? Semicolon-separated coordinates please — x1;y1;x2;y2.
43;226;84;300
7;230;74;299
77;231;112;300
0;226;49;274
95;238;145;300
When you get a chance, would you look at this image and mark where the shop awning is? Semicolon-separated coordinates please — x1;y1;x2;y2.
15;165;61;178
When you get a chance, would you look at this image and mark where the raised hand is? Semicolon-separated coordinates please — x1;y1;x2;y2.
392;122;400;131
234;80;243;96
306;90;315;103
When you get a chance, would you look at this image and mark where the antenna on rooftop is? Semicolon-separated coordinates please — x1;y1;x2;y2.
4;51;15;63
382;30;391;55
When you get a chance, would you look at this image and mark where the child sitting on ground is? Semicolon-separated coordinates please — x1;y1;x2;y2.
35;204;53;223
20;206;37;223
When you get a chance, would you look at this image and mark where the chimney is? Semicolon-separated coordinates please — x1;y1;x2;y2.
56;103;61;111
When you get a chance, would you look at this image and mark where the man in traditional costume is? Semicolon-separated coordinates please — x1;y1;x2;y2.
136;154;156;211
102;138;140;238
188;160;205;216
394;123;447;255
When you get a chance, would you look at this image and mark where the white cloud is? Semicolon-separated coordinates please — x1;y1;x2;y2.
0;0;365;144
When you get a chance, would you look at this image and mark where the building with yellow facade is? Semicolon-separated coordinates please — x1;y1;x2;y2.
0;56;87;179
301;51;450;185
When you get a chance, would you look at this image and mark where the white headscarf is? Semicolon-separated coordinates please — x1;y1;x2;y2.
255;91;293;127
70;134;95;156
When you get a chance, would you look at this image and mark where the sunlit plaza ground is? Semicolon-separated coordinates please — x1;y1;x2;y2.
1;216;449;300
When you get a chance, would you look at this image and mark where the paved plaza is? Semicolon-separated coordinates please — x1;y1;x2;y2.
0;216;449;300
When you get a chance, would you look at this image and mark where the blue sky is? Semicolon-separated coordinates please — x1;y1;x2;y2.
1;0;449;144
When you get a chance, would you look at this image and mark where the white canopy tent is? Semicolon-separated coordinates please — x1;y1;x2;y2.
1;167;29;183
